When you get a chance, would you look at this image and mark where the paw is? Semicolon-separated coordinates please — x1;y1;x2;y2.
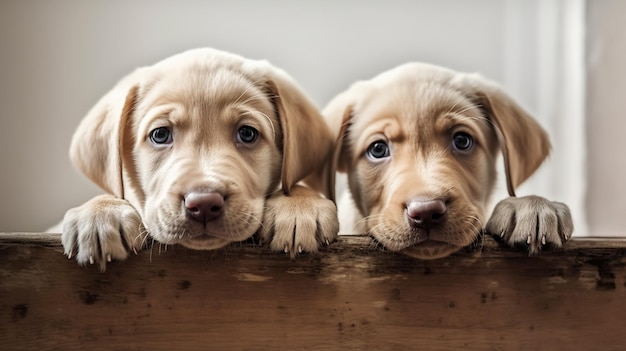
62;194;145;271
260;186;339;257
485;195;573;255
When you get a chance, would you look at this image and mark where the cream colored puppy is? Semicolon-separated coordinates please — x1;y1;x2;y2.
63;48;338;271
325;63;573;259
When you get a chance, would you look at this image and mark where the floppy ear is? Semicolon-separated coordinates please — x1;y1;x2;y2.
467;75;551;196
324;106;354;204
264;71;335;201
322;86;366;175
69;71;141;199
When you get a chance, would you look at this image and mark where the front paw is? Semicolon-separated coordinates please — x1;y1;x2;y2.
485;195;573;255
259;186;339;257
62;194;145;271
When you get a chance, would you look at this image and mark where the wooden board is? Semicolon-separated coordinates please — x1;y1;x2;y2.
1;233;626;350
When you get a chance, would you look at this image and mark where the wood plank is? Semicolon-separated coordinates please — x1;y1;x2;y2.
1;233;625;350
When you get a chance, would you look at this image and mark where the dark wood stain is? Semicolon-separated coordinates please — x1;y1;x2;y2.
11;304;28;320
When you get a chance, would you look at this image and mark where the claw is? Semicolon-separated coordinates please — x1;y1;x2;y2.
284;246;289;254
67;252;72;260
89;256;94;265
298;245;303;254
107;254;112;262
541;235;546;246
526;235;531;245
325;239;330;246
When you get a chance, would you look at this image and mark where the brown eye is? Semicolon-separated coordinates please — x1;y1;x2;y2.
150;127;172;144
452;132;473;151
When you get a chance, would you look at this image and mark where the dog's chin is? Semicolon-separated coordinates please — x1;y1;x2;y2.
400;241;462;260
370;227;466;259
150;227;256;250
178;235;233;250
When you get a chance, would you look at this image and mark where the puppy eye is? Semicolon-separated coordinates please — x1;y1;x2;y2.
237;126;258;144
150;127;173;145
452;132;473;151
367;140;391;160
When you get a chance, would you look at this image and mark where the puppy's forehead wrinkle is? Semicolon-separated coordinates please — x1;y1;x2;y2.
145;65;272;115
416;93;474;121
447;114;491;128
354;83;484;141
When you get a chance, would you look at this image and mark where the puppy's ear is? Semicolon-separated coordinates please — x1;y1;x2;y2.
467;75;551;196
264;71;335;201
322;87;364;175
69;71;142;199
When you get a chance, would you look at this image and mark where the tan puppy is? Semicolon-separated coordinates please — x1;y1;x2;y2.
62;48;338;271
325;63;573;259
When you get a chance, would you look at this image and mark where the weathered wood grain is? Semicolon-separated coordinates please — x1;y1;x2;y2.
1;233;625;350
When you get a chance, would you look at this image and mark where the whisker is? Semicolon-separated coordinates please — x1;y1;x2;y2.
444;96;466;116
239;93;272;106
139;228;151;248
149;238;156;263
233;78;267;105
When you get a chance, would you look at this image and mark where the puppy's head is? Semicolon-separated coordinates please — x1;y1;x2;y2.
325;63;550;259
70;48;333;250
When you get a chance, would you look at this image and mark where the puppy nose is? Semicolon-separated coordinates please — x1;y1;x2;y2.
406;198;447;229
184;191;225;223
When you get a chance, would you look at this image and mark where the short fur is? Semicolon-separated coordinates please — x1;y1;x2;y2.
324;63;573;259
62;48;338;270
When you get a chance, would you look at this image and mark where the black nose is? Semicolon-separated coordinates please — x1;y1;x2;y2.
406;198;447;229
184;191;225;223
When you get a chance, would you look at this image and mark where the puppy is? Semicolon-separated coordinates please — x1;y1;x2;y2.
324;62;573;259
62;48;338;271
